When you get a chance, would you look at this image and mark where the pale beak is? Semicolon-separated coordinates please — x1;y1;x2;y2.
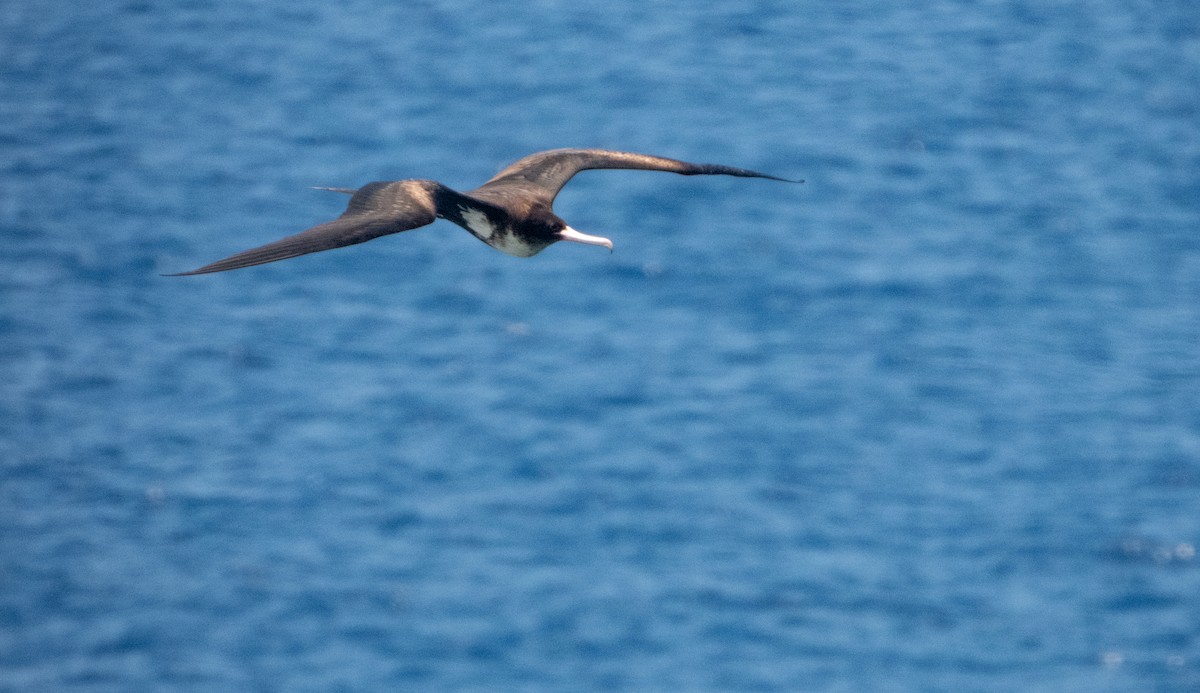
557;225;613;252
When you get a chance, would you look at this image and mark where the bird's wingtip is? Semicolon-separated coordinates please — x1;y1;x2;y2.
760;172;804;184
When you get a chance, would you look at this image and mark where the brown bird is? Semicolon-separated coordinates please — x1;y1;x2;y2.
167;148;799;275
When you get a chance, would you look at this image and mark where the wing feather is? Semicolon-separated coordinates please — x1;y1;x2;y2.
167;180;440;275
474;148;798;203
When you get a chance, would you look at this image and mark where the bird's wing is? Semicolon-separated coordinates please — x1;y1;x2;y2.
167;180;441;275
474;148;798;203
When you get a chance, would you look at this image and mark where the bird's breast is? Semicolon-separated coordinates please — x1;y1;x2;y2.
459;206;497;241
489;230;539;257
452;204;542;257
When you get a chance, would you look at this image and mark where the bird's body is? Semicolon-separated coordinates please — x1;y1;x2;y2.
168;148;798;275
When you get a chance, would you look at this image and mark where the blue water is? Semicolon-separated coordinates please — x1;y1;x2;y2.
3;1;1199;690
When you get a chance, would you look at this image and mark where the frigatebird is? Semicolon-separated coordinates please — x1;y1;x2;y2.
168;148;799;275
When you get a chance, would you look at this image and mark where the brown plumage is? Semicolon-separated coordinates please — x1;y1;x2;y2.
167;148;799;276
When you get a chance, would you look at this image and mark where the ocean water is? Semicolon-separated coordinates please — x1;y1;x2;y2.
2;0;1199;690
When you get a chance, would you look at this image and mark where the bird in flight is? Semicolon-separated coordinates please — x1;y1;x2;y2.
167;148;799;275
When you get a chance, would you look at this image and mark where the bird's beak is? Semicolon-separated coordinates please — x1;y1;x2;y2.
558;225;613;252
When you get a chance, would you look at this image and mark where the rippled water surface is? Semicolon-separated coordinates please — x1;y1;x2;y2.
3;1;1199;690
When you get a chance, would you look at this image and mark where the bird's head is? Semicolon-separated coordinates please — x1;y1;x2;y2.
503;211;613;257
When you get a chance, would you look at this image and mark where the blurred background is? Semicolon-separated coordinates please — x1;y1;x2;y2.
2;0;1198;690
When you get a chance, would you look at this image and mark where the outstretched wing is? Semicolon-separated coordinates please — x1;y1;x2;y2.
473;148;799;204
167;180;441;275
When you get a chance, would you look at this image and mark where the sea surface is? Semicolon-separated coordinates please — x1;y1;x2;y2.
3;1;1199;691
